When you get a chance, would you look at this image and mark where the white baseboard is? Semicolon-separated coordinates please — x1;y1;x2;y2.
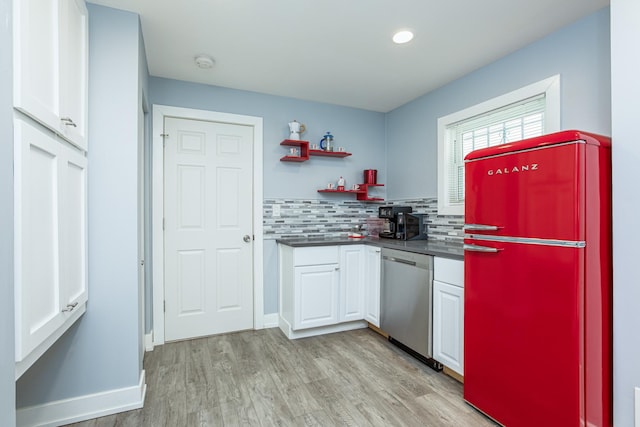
144;331;154;352
278;315;367;339
635;387;640;427
262;313;279;328
17;370;146;427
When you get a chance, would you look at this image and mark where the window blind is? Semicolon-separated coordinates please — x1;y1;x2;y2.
447;94;546;204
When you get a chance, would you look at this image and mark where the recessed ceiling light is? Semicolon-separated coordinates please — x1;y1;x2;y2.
392;30;414;44
194;54;215;69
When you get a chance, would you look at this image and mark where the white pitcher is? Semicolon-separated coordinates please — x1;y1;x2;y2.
288;120;306;140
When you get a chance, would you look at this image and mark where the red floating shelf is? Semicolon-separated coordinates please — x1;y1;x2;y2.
279;140;353;161
280;139;309;161
309;149;352;158
318;183;384;202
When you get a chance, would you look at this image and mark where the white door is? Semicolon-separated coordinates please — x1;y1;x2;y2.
138;99;146;353
164;117;254;342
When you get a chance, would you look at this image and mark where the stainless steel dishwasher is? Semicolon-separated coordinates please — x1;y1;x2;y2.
381;248;440;369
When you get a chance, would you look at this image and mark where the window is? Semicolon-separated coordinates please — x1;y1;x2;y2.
437;75;560;216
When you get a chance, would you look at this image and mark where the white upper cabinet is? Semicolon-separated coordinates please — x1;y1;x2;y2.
13;0;88;151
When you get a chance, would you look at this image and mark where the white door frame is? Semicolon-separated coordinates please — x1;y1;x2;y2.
152;104;264;345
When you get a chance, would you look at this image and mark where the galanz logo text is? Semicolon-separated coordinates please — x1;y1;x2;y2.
487;164;539;176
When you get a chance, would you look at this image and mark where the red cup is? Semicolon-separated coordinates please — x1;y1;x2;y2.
364;169;377;184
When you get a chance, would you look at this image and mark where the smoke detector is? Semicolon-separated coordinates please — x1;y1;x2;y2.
194;54;215;69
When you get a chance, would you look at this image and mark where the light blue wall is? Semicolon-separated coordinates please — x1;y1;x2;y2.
150;78;387;200
16;4;144;407
149;78;386;315
385;7;611;199
0;0;16;423
611;1;640;425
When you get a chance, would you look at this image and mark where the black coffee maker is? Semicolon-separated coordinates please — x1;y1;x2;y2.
378;206;412;239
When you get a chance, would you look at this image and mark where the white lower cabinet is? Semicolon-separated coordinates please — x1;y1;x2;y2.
433;257;464;376
14;117;88;378
364;246;381;327
279;244;377;339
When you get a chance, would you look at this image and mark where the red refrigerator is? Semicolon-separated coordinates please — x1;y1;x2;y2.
463;130;612;427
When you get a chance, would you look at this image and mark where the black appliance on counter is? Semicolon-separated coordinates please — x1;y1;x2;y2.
398;212;428;240
378;206;428;240
378;206;411;238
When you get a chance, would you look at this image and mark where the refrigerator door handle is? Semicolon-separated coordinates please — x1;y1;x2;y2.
464;223;500;231
464;243;501;253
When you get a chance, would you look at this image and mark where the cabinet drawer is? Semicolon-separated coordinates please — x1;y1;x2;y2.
434;257;464;287
294;246;339;266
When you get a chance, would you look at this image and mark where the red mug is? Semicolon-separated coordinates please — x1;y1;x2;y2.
364;169;377;184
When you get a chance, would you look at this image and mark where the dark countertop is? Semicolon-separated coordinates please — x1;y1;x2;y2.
276;237;464;260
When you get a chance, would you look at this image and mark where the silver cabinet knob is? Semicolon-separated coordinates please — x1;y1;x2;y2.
62;302;79;312
61;117;77;127
243;235;251;243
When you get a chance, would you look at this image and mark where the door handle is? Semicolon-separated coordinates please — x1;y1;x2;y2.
464;223;500;231
243;235;251;243
464;243;501;253
383;256;417;266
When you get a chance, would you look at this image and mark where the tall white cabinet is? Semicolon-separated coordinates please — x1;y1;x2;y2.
13;0;89;379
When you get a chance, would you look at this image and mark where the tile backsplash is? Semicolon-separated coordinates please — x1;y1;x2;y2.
263;198;463;242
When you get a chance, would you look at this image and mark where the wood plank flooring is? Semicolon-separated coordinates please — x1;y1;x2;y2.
66;328;497;427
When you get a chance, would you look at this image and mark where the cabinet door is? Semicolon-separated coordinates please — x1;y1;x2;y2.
433;280;464;375
14;119;88;362
364;246;381;327
339;246;365;322
294;264;340;330
15;119;65;361
60;146;88;308
13;0;88;150
59;0;88;150
13;0;62;132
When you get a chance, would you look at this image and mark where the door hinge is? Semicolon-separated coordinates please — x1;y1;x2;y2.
163;218;165;230
164;301;166;312
160;133;169;138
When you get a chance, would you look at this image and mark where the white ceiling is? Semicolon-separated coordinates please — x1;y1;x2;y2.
88;0;609;113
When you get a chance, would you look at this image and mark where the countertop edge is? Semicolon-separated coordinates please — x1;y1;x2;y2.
275;237;464;260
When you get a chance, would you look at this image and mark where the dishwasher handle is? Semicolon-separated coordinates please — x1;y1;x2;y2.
382;255;416;266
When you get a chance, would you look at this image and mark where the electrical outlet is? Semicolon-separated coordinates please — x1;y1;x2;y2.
272;204;281;217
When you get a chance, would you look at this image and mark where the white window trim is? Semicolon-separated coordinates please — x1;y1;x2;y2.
437;74;561;216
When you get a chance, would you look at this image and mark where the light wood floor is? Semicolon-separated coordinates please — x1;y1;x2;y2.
67;327;496;426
